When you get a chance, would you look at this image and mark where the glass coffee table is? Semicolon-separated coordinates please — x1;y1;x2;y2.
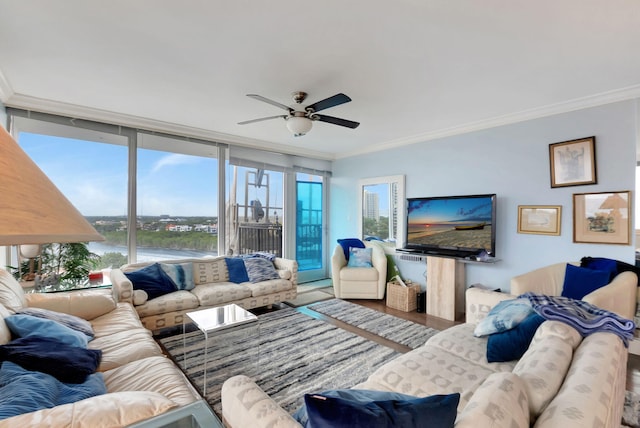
183;304;258;395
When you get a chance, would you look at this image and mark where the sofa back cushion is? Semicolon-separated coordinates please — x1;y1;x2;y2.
193;258;228;284
512;330;575;421
0;269;27;313
510;262;574;296
456;372;529;428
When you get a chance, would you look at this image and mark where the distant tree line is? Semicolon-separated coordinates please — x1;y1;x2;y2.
101;230;218;251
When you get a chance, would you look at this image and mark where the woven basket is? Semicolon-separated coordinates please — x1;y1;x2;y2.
386;280;420;312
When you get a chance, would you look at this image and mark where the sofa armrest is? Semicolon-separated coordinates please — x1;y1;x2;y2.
273;258;299;286
25;289;116;320
583;271;637;319
221;375;301;428
465;287;515;324
110;268;134;305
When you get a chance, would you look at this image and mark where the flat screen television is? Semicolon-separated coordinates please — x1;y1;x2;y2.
404;193;496;258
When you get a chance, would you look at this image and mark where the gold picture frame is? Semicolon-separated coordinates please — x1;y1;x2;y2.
573;191;631;245
549;136;597;188
517;205;562;236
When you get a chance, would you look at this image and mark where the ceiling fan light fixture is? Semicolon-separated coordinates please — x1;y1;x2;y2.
286;115;313;137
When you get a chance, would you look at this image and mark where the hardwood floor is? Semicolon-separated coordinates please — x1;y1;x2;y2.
298;297;640;395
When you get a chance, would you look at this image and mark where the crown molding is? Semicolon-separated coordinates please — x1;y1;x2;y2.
3;94;336;161
336;83;640;159
0;70;14;102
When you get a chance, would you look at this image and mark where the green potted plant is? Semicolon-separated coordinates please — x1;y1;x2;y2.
36;243;100;290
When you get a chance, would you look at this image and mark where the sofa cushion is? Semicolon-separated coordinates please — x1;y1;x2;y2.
17;307;94;338
5;314;89;348
473;298;533;337
303;391;459;428
244;258;280;283
359;324;516;411
0;361;106;421
25;289;116;320
456;372;530;428
225;258;250;283
191;283;253;306
193;258;227;285
0;269;27;313
512;335;574;420
486;312;545;362
102;356;199;406
561;264;610;300
90;303;146;339
160;262;195;291
135;290;199;318
0;336;101;384
244;278;294;298
88;328;162;372
125;263;176;299
535;332;626;428
2;391;177;427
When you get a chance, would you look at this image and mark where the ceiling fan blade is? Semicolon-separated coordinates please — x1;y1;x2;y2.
246;94;292;112
313;114;360;129
306;93;352;113
238;115;288;125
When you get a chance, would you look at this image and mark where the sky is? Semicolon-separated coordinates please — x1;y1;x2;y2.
19;133;284;217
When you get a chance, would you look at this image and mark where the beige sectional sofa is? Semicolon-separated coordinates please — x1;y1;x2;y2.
221;263;637;428
0;268;219;427
111;256;298;334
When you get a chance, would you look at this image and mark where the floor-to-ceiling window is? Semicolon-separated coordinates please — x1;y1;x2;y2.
136;133;219;262
225;164;284;256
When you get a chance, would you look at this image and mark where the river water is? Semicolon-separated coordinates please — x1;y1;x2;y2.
88;242;217;263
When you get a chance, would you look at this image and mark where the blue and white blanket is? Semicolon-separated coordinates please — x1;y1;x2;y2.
520;292;635;347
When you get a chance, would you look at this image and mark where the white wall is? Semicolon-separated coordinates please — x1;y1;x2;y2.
330;100;638;292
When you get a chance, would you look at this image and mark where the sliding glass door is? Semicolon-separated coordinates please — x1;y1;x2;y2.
296;173;326;282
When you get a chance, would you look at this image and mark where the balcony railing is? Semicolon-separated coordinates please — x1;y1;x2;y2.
237;223;283;257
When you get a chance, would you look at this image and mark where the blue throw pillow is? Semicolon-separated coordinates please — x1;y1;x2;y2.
160;262;195;290
225;258;250;283
473;298;533;337
294;389;428;426
244;257;280;283
337;238;365;260
124;263;176;299
17;307;94;339
5;314;89;348
486;312;545;362
0;336;101;384
561;264;610;300
347;247;373;268
303;391;459;428
0;361;106;421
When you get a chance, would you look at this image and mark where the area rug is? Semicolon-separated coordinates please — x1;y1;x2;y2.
158;307;399;416
624;390;640;427
308;298;439;349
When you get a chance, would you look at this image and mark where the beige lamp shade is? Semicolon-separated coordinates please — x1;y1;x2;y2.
0;126;104;245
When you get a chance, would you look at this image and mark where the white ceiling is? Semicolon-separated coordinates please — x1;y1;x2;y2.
1;1;640;161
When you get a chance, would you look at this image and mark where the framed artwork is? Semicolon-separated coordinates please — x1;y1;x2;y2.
573;191;631;245
517;205;562;236
549;136;597;188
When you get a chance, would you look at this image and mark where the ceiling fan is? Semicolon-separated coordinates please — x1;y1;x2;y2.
238;91;360;137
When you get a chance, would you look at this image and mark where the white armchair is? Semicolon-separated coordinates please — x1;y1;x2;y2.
331;242;387;299
510;262;637;320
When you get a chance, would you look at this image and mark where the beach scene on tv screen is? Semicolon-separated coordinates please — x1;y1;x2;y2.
407;197;493;250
